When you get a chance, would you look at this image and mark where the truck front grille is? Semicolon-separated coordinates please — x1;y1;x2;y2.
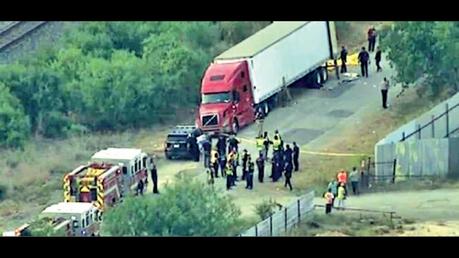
202;114;219;127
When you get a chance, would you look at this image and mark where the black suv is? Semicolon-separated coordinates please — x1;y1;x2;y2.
164;125;202;160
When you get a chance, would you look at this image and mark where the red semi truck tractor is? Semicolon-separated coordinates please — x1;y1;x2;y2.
196;21;338;134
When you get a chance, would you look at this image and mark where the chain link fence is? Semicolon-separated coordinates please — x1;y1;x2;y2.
240;191;315;236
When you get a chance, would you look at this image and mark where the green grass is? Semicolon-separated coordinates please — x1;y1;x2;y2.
290;211;400;236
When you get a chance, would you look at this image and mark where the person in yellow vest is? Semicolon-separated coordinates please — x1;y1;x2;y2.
256;134;265;158
227;150;237;185
210;149;219;178
225;162;234;190
272;135;282;157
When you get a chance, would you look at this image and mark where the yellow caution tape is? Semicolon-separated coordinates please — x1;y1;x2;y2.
238;137;368;157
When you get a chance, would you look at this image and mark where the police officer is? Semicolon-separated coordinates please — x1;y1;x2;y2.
246;155;255;190
187;133;199;162
241;149;249;180
150;157;159;194
358;46;370;78
228;134;240;153
284;162;293;191
211;150;219;178
284;144;293;166
217;135;227;158
292;142;300;172
272;135;282;157
256;154;265;183
202;137;211;168
225;162;233;190
263;131;271;161
256;134;265;158
340;45;348;73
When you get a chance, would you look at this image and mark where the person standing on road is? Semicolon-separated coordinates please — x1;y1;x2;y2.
284;161;293;191
375;46;382;72
272;154;282;182
349;167;360;195
358;47;370;78
241;149;249;180
255;106;265;137
367;27;376;52
220;155;227;177
217;135;227;158
228;134;240;153
324;190;334;214
284;144;293;167
202;137;211;168
337;169;348;193
187;134;199;162
225;162;233;190
149;157;159;194
263;131;271;161
256;154;265;183
340;45;348;73
327;179;338;206
256;134;265;158
211;150;220;178
272;135;282;159
336;182;346;210
292;142;300;172
381;77;390;109
246;155;255;190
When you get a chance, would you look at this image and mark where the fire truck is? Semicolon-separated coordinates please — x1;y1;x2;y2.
2;202;101;237
63;148;149;211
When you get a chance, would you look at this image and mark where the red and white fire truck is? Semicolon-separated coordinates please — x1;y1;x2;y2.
63;148;149;211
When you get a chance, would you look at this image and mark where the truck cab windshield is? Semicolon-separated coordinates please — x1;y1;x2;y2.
201;92;232;104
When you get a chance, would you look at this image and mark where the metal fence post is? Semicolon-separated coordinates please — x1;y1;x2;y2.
392;159;397;184
432;115;435;138
446;103;450;137
284;208;288;233
297;199;301;223
417;124;421;139
269;215;273;236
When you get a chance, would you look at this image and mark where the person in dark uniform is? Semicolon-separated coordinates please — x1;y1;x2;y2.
256;154;265;183
220;155;227;177
263;131;271;161
284;162;293;191
246;155;255;190
187;134;199;162
228;134;240;153
217;135;227;158
136;180;144;196
292;142;300;172
358;47;370;78
225;162;233;190
241;149;249;180
150;158;159;194
211;152;219;178
340;46;348;73
202;138;211;168
272;154;282;182
284;144;293;166
375;46;382;72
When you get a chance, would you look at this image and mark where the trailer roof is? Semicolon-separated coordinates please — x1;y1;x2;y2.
215;21;310;60
42;202;94;215
91;148;142;161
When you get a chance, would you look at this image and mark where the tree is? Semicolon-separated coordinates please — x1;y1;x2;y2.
381;22;459;96
0;82;30;148
102;175;242;236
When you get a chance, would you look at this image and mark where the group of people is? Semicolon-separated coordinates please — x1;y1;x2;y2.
200;129;301;192
340;25;391;109
339;26;382;78
135;155;160;196
323;167;362;214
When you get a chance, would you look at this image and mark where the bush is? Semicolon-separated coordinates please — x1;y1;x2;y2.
254;198;280;220
102;174;242;236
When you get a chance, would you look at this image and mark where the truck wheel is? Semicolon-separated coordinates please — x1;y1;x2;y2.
320;67;328;83
263;102;270;115
232;119;239;134
315;70;322;88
